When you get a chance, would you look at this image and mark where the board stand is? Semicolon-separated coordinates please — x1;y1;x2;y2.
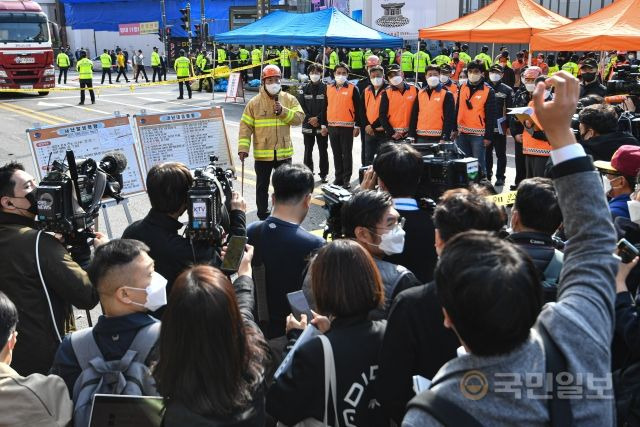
225;72;246;103
98;197;133;239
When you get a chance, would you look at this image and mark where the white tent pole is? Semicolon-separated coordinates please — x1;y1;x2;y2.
415;39;421;86
322;46;327;78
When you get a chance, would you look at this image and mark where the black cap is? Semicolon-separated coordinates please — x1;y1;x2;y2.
500;50;510;58
440;64;452;72
580;58;598;69
489;64;504;73
387;64;402;74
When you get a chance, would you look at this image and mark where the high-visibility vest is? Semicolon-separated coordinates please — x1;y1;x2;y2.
348;50;364;70
364;86;384;125
444;81;459;106
459;51;472;65
174;56;191;77
433;55;451;67
416;87;447;137
522;102;551;157
251;49;261;65
414;51;430;73
547;65;559;76
56;52;70;67
99;53;111;68
561;61;578;77
76;58;93;79
400;51;414;72
216;48;227;63
239;48;250;61
451;60;465;81
280;49;291;67
475;53;492;71
326;83;356;127
385;49;395;64
151;51;160;67
457;83;489;136
329;51;339;70
364;49;374;60
385;85;418;132
196;53;204;69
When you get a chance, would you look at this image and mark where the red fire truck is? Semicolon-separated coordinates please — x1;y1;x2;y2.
0;0;58;95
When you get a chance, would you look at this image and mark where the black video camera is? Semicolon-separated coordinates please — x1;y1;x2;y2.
417;142;480;200
187;156;235;244
320;184;352;240
35;150;127;266
607;65;640;97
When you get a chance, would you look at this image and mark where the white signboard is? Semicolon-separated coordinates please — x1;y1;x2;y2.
371;0;436;40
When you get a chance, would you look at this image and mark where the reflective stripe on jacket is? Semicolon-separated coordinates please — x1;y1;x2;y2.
99;53;111;68
238;87;304;161
457;83;489;136
384;84;417;132
416;87;447;137
56;53;70;67
76;58;93;79
522;101;551;157
174;56;191;77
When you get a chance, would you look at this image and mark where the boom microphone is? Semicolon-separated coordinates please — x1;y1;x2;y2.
100;152;127;175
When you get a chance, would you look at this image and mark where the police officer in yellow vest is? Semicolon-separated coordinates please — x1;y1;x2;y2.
99;49;112;84
561;54;579;77
151;47;162;82
56;49;70;84
400;45;414;79
414;46;431;84
76;50;95;105
239;45;250;82
328;47;339;71
280;47;292;78
474;45;493;72
216;44;227;66
174;49;192;100
347;48;364;79
251;46;261;80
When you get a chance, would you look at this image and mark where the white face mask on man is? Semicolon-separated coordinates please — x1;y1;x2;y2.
468;73;482;83
390;75;404;86
265;83;281;95
371;77;383;87
426;76;440;88
310;73;321;83
335;75;348;85
370;224;406;255
123;272;168;312
439;75;449;83
603;175;613;196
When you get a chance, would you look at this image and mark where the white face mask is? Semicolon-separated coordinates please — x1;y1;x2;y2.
310;73;321;83
629;55;636;61
265;83;281;95
489;73;501;82
603;175;612;196
468;73;481;83
427;76;440;88
371;77;383;87
390;75;403;86
439;75;449;83
628;200;640;224
525;83;536;92
459;78;468;85
371;224;406;255
335;74;347;85
124;272;168;312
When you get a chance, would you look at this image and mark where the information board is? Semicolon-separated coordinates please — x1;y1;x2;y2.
225;72;245;103
133;107;234;172
26;116;146;196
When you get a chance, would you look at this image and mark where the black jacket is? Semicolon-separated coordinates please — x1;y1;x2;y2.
376;281;459;424
581;131;639;162
456;81;498;140
508;231;561;302
579;80;607;98
408;84;456;140
488;81;514;125
298;81;327;134
267;316;388;427
501;65;516;89
122;208;246;298
0;212;99;376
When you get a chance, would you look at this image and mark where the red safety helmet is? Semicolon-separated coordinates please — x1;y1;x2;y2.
262;64;281;80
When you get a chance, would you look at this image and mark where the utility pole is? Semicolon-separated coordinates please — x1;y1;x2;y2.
200;0;206;48
160;0;168;56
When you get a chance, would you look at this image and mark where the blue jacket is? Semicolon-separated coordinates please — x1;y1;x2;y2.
610;193;631;220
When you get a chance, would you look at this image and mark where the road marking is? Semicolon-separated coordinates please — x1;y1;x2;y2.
96;97;167;112
0;103;63;125
2;101;72;123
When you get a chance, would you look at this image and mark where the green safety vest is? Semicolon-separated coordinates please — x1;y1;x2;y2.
364;49;373;60
348;50;364;70
433;54;450;67
76;58;93;79
329;51;339;69
239;49;249;61
196;53;204;69
174;56;191;77
562;62;578;77
251;49;261;64
385;48;395;64
401;51;414;71
99;53;111;68
151;51;160;67
475;53;492;70
56;52;70;67
280;49;291;67
459;51;472;65
547;65;559;76
217;48;227;63
414;51;430;72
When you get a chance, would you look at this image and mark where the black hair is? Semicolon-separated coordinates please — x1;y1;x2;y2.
87;239;150;289
334;62;350;74
514;178;562;235
436;231;543;356
272;163;314;205
373;142;422;198
0;162;25;198
146;163;193;214
579;104;619;135
341;190;393;238
433;188;504;242
307;64;322;74
0;291;18;346
425;65;440;73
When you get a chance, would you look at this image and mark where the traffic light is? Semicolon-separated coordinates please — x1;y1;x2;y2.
202;22;209;41
157;29;163;42
194;24;201;40
180;5;190;32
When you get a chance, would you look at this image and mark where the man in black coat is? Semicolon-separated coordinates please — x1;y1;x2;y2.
298;63;329;182
485;64;514;187
579;58;607;98
579;103;639;161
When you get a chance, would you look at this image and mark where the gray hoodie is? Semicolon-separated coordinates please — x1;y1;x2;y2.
403;163;618;426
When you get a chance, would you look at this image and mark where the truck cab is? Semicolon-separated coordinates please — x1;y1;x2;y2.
0;0;56;94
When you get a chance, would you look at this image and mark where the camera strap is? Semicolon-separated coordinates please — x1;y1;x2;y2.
35;230;63;343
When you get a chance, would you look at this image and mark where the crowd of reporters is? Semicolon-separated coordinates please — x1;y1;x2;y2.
1;69;640;427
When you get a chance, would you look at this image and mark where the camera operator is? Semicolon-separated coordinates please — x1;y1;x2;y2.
579;103;639;162
508;178;563;303
0;162;101;376
579;58;607;98
122;162;247;314
362;142;437;283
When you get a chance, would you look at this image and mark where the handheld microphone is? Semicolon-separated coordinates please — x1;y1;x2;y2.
274;94;279;115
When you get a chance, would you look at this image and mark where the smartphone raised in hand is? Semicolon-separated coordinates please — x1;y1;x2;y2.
287;290;314;322
221;236;248;274
618;238;640;264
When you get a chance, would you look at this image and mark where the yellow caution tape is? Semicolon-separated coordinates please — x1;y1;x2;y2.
487;191;517;207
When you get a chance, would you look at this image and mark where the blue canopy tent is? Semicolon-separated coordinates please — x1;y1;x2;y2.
215;8;403;48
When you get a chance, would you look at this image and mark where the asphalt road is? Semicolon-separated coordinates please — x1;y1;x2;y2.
0;70;517;326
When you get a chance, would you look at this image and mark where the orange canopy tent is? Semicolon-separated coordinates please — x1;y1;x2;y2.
531;0;640;51
418;0;571;43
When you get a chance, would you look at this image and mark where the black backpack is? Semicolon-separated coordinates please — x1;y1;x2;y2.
614;357;640;426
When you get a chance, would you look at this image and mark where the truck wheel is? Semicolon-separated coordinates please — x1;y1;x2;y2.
38;91;49;96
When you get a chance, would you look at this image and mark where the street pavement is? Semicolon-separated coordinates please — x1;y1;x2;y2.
0;69;518;326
